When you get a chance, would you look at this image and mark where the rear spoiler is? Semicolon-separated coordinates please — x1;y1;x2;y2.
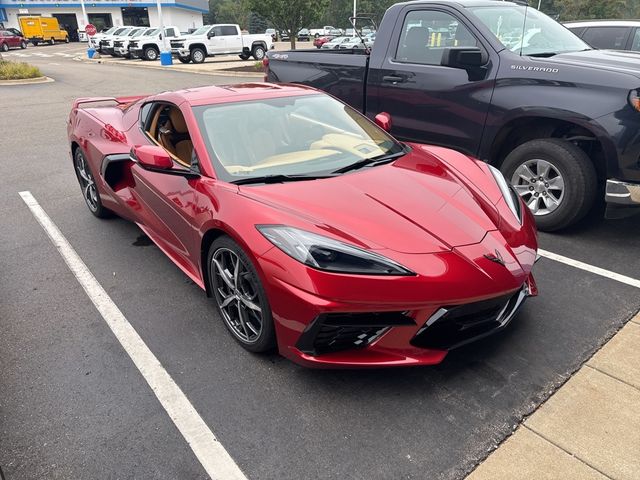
72;95;147;110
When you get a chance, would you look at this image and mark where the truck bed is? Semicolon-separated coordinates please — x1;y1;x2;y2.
267;49;369;112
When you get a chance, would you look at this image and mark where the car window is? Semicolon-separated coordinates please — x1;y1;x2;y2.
165;28;176;37
631;29;640;51
220;26;237;36
212;26;224;36
396;10;477;65
582;26;630;50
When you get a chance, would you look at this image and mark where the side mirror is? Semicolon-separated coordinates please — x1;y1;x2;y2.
132;145;173;170
208;31;215;38
441;47;485;69
374;112;392;132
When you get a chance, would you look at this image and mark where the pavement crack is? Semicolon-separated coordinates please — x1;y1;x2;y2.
584;363;640;393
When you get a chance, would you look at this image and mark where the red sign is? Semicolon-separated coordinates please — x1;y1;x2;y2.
85;24;97;36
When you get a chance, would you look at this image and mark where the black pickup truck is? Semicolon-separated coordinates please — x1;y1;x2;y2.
265;0;640;231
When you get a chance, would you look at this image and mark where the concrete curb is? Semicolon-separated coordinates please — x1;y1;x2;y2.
0;76;54;86
73;56;263;78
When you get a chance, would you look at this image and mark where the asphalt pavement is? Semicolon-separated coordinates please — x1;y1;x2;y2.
1;44;639;480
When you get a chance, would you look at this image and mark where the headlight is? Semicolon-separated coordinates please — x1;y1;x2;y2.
257;225;414;276
489;165;522;223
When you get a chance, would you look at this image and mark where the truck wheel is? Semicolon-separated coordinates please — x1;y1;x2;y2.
143;47;158;61
251;45;265;60
32;41;39;46
501;138;597;232
314;33;319;38
190;47;206;64
239;53;250;60
20;41;27;49
178;56;191;64
65;36;69;43
50;38;55;45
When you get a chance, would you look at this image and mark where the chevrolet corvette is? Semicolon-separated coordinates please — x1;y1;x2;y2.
67;83;538;368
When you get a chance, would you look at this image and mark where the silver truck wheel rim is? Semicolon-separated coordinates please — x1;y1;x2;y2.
75;152;98;212
193;51;203;62
511;159;565;216
254;48;264;59
212;248;263;344
148;49;157;60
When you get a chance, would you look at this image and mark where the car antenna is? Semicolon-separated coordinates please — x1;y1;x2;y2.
519;4;529;57
349;15;377;54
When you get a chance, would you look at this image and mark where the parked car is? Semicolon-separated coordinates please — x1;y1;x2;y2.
310;26;342;38
266;0;640;230
297;28;311;41
94;26;127;52
113;27;154;58
19;16;68;46
67;83;538;367
279;30;290;41
99;26;135;56
0;29;27;51
171;24;272;63
321;36;353;49
130;26;181;61
339;34;375;50
313;36;334;49
564;20;640;51
265;28;277;41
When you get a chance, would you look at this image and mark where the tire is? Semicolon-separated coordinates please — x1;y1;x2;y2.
20;41;27;49
143;46;158;61
1;42;8;52
238;53;250;60
50;38;55;45
208;236;276;353
190;47;206;64
178;56;191;64
32;41;39;47
501;138;597;232
314;33;319;38
251;45;265;60
65;36;69;43
73;148;112;219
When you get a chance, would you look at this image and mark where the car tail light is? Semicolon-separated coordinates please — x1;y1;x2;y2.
102;124;127;143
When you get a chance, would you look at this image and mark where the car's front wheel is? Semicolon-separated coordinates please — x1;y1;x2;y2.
1;43;8;52
20;40;27;49
190;47;206;64
74;148;111;218
143;46;158;61
251;45;265;60
501;138;597;231
208;236;276;353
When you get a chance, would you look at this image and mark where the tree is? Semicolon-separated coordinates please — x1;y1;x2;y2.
538;0;640;21
248;0;329;49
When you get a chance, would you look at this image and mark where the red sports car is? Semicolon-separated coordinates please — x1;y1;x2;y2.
67;83;538;368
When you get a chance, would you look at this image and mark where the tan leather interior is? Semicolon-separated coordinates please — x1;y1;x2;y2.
148;105;193;167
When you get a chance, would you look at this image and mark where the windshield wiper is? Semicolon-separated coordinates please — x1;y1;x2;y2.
231;174;334;185
332;151;406;174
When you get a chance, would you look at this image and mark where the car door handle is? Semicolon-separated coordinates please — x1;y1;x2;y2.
382;75;406;84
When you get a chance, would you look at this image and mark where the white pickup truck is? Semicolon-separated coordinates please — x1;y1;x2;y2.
170;24;272;64
309;26;343;38
129;26;181;61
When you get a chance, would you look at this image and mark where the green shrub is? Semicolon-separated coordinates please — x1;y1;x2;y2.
253;60;263;70
0;60;43;80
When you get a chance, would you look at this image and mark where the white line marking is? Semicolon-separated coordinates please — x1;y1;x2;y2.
538;248;640;289
19;191;247;480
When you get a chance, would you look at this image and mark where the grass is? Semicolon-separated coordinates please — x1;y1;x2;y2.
0;60;43;80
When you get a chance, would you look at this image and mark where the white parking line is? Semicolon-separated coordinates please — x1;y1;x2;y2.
19;191;247;480
538;248;640;289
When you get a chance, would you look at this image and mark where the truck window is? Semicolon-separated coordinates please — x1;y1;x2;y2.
581;27;629;50
220;26;237;36
396;10;477;65
212;26;224;36
632;29;640;51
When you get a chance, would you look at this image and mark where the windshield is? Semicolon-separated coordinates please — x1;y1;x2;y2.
103;27;117;35
193;94;404;183
112;28;127;36
192;25;211;36
469;5;589;56
127;28;142;37
132;28;149;38
144;28;158;36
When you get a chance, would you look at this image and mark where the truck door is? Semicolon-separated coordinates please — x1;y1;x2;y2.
207;26;226;54
221;25;242;53
367;6;499;157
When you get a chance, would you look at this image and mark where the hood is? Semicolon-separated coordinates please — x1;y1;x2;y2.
238;148;498;254
546;49;640;77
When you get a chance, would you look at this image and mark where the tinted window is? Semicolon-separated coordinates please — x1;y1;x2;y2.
396;10;477;65
220;26;237;36
632;29;640;51
567;26;586;37
165;27;177;37
582;26;630;50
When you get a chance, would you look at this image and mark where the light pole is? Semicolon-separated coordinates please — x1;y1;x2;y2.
79;0;93;56
157;0;173;65
352;0;357;37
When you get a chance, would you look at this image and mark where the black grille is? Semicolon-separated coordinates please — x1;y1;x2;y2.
113;41;123;47
100;40;109;46
296;312;414;355
411;289;525;351
130;41;138;48
170;40;184;48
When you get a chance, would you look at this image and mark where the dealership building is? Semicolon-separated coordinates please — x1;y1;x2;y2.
0;0;206;40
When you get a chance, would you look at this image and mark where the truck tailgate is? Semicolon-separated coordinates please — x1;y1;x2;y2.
266;49;369;113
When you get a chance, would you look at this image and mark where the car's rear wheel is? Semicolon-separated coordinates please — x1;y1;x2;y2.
190;47;206;64
501;138;597;231
1;43;8;52
208;236;276;353
143;46;158;61
74;148;111;218
251;45;266;60
20;40;27;49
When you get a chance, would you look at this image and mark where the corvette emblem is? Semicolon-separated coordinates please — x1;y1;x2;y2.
484;249;506;266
